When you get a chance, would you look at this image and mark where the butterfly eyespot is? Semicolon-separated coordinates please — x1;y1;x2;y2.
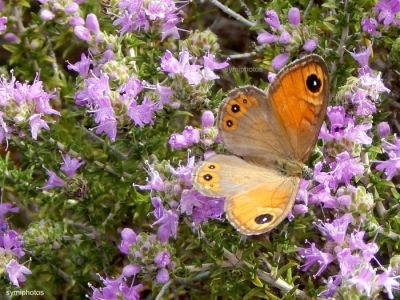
203;174;213;181
222;115;238;131
208;164;216;169
242;98;248;104
254;213;273;224
306;74;322;94
231;104;240;113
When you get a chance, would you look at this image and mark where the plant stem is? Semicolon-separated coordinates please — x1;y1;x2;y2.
208;0;256;27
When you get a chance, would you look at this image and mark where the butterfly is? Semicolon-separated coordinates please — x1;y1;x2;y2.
192;55;329;235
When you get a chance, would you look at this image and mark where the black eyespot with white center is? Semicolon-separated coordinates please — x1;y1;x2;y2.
254;213;273;224
208;164;216;169
306;74;322;93
203;174;212;181
231;104;240;113
226;120;233;127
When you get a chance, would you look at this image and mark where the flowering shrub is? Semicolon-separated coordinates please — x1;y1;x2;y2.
0;0;400;299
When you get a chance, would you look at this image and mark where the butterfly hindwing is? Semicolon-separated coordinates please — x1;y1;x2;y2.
192;154;299;235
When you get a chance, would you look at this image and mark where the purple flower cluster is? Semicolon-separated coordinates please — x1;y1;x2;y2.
299;214;399;298
71;52;175;141
295;41;398;298
361;0;400;35
41;154;84;190
90;227;176;299
169;110;218;150
0;72;60;144
161;49;229;85
134;149;224;241
113;0;182;40
0;202;31;287
376;134;400;180
257;7;318;72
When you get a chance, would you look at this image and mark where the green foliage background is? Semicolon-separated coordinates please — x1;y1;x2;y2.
0;0;399;299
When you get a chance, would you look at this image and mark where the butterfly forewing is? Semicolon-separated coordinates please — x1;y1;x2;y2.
268;55;329;162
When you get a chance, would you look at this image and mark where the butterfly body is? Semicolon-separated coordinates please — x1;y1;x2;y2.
193;55;329;235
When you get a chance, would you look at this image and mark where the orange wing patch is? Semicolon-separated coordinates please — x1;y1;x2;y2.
268;55;329;162
225;179;298;235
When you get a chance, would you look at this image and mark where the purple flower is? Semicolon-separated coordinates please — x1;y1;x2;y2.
278;31;292;44
182;126;200;145
350;45;372;74
76;72;111;104
303;38;318;52
4;33;20;43
74;25;91;41
41;170;66;190
292;204;308;215
288;7;301;26
257;32;278;44
64;2;79;14
351;90;376;116
67;53;92;77
156;84;174;108
122;264;140;277
1;230;25;257
298;243;335;277
127;96;157;127
160;49;203;85
201;111;215;128
377;121;390;138
169;133;187;150
376;268;400;299
272;53;289;70
329;151;364;187
264;10;281;29
134;162;165;191
86;13;100;34
349;231;379;261
169;155;195;188
361;17;379;35
156;268;169;283
92;97;117;142
39;9;55;21
0;16;6;33
60;154;84;177
315;213;353;245
154;250;171;268
374;0;400;27
28;114;48;140
119;77;144;102
169;126;200;150
337;248;361;276
119;228;137;255
376;152;400;180
6;259;32;287
349;266;375;296
202;53;229;81
0;203;19;220
180;189;224;224
267;72;277;82
152;209;179;242
69;16;85;27
64;3;79;14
